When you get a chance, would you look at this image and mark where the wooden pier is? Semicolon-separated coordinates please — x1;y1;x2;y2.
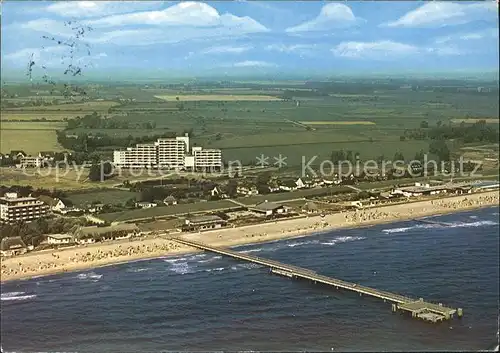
173;237;463;323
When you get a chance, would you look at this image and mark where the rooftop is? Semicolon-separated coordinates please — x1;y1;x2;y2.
47;233;73;240
38;195;60;207
74;224;140;238
253;201;284;211
1;236;27;251
187;215;224;224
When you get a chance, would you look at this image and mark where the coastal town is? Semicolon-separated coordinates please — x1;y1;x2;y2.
1;149;498;281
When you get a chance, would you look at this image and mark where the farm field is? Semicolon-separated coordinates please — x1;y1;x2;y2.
1;79;498;171
450;118;499;124
0;121;66;130
0;167;179;191
154;94;281;101
2;101;119;111
300;121;376;125
99;199;238;223
0;112;82;121
66;189;139;208
0;129;64;155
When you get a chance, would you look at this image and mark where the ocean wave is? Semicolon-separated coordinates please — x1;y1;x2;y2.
240;238;321;254
230;263;263;271
126;267;150;273
205;267;225;272
383;220;498;234
168;261;196;275
447;220;498;228
320;236;366;246
287;239;320;248
198;256;222;263
163;257;188;263
240;248;264;254
76;272;103;280
1;291;37;301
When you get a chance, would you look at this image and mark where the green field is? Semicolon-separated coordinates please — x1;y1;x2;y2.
99;199;238;223
1;80;498;169
66;189;139;207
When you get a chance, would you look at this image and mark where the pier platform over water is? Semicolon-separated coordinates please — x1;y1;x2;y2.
172;237;463;323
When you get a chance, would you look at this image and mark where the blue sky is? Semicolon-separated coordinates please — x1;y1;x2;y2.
1;1;499;77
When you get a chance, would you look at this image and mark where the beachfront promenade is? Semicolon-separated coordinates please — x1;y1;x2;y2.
172;237;463;323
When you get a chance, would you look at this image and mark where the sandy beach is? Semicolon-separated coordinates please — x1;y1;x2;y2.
1;191;498;283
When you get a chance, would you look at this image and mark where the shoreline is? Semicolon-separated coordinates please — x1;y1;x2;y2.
1;191;498;284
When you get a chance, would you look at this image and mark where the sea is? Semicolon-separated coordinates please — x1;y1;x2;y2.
1;207;499;352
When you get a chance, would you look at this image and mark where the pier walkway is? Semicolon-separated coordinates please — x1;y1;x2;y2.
172;237;463;323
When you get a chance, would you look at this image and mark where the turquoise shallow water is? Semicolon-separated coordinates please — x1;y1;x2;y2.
1;207;499;352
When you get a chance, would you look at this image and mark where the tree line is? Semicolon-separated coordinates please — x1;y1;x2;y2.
402;120;498;143
66;111;157;130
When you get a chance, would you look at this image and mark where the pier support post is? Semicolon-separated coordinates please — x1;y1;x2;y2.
457;308;463;318
391;304;397;312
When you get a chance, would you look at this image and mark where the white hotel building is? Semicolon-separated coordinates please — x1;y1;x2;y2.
0;192;49;224
113;134;222;170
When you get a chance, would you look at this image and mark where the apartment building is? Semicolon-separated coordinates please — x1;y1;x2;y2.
113;143;157;169
20;156;43;168
0;192;49;224
156;135;188;169
192;147;222;170
113;134;222;170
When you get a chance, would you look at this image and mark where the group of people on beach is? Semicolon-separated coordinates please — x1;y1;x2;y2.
432;194;499;210
1;239;182;278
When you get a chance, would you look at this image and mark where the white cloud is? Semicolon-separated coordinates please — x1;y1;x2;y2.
84;27;258;46
9;2;269;46
86;1;267;32
45;1;162;18
201;45;252;54
18;19;74;37
264;44;318;57
332;40;419;59
265;43;317;54
233;60;276;67
4;46;66;62
3;46;107;69
286;3;363;33
434;28;499;44
331;40;462;60
382;2;498;28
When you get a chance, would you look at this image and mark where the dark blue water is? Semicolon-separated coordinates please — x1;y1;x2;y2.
2;207;499;352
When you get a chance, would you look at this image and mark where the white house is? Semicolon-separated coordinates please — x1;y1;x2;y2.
210;186;228;199
47;233;74;245
38;195;67;213
295;178;307;189
237;186;259;196
135;201;157;209
279;180;298;192
163;195;178;206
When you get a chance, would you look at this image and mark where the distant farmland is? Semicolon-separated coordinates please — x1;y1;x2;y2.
154;94;282;101
301;121;376;125
450;118;499;124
